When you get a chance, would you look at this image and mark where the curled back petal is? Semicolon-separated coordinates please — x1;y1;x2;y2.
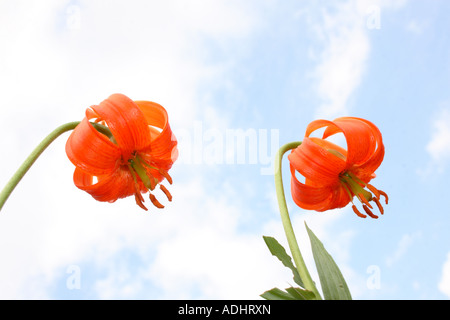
66;117;121;175
290;164;334;211
324;117;378;168
305;119;339;138
90;94;151;160
73;167;143;203
135;100;178;162
288;137;346;187
348;117;385;180
290;165;351;212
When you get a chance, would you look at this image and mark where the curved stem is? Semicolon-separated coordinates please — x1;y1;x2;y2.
274;141;322;299
0;121;80;212
0;121;111;212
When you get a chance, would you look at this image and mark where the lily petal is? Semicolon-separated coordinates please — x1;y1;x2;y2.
66;94;178;209
135;100;178;162
90;94;151;160
290;169;334;211
305;119;337;138
290;164;350;211
66;117;121;175
288;137;346;187
288;116;385;215
324;117;378;167
348;117;385;181
73;167;144;203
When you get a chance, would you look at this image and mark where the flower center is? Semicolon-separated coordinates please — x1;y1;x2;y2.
127;153;173;211
339;171;388;219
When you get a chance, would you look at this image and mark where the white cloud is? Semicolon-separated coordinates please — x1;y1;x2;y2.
305;1;371;119
418;107;450;177
426;108;450;169
438;252;450;298
386;232;422;267
0;0;268;299
0;0;412;300
405;20;426;35
80;175;291;299
303;0;408;119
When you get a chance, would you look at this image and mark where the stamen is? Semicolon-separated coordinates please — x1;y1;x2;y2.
363;205;378;219
148;175;157;191
373;197;384;215
357;192;373;209
136;156;173;185
378;189;389;204
129;163;148;211
160;185;172;202
134;193;148;211
127;153;176;211
367;184;381;199
352;205;367;218
149;193;164;209
159;169;173;184
341;172;388;219
367;183;388;205
347;172;367;186
342;175;366;198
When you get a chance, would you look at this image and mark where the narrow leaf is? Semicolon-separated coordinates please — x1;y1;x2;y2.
285;287;316;300
305;223;352;300
260;288;297;300
260;287;315;300
263;236;303;287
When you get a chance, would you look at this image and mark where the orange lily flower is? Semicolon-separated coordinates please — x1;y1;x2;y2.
65;93;178;211
288;117;388;219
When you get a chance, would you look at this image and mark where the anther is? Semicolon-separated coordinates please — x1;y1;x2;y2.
373;197;384;215
378;189;389;204
363;205;378;219
160;185;172;202
149;193;164;209
159;169;173;184
132;181;148;211
367;184;381;199
367;184;388;205
352;204;367;218
148;176;157;191
134;193;148;211
358;192;373;209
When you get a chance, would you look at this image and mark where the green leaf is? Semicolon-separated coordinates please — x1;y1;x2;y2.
260;287;315;300
285;287;316;300
305;223;352;300
260;288;297;300
263;236;303;287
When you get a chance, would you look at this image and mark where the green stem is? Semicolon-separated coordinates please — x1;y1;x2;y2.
274;141;322;299
0;121;110;212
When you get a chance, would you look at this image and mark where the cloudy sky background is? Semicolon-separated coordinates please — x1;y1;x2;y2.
1;0;450;299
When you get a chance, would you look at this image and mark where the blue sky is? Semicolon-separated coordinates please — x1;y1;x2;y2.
0;0;450;300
